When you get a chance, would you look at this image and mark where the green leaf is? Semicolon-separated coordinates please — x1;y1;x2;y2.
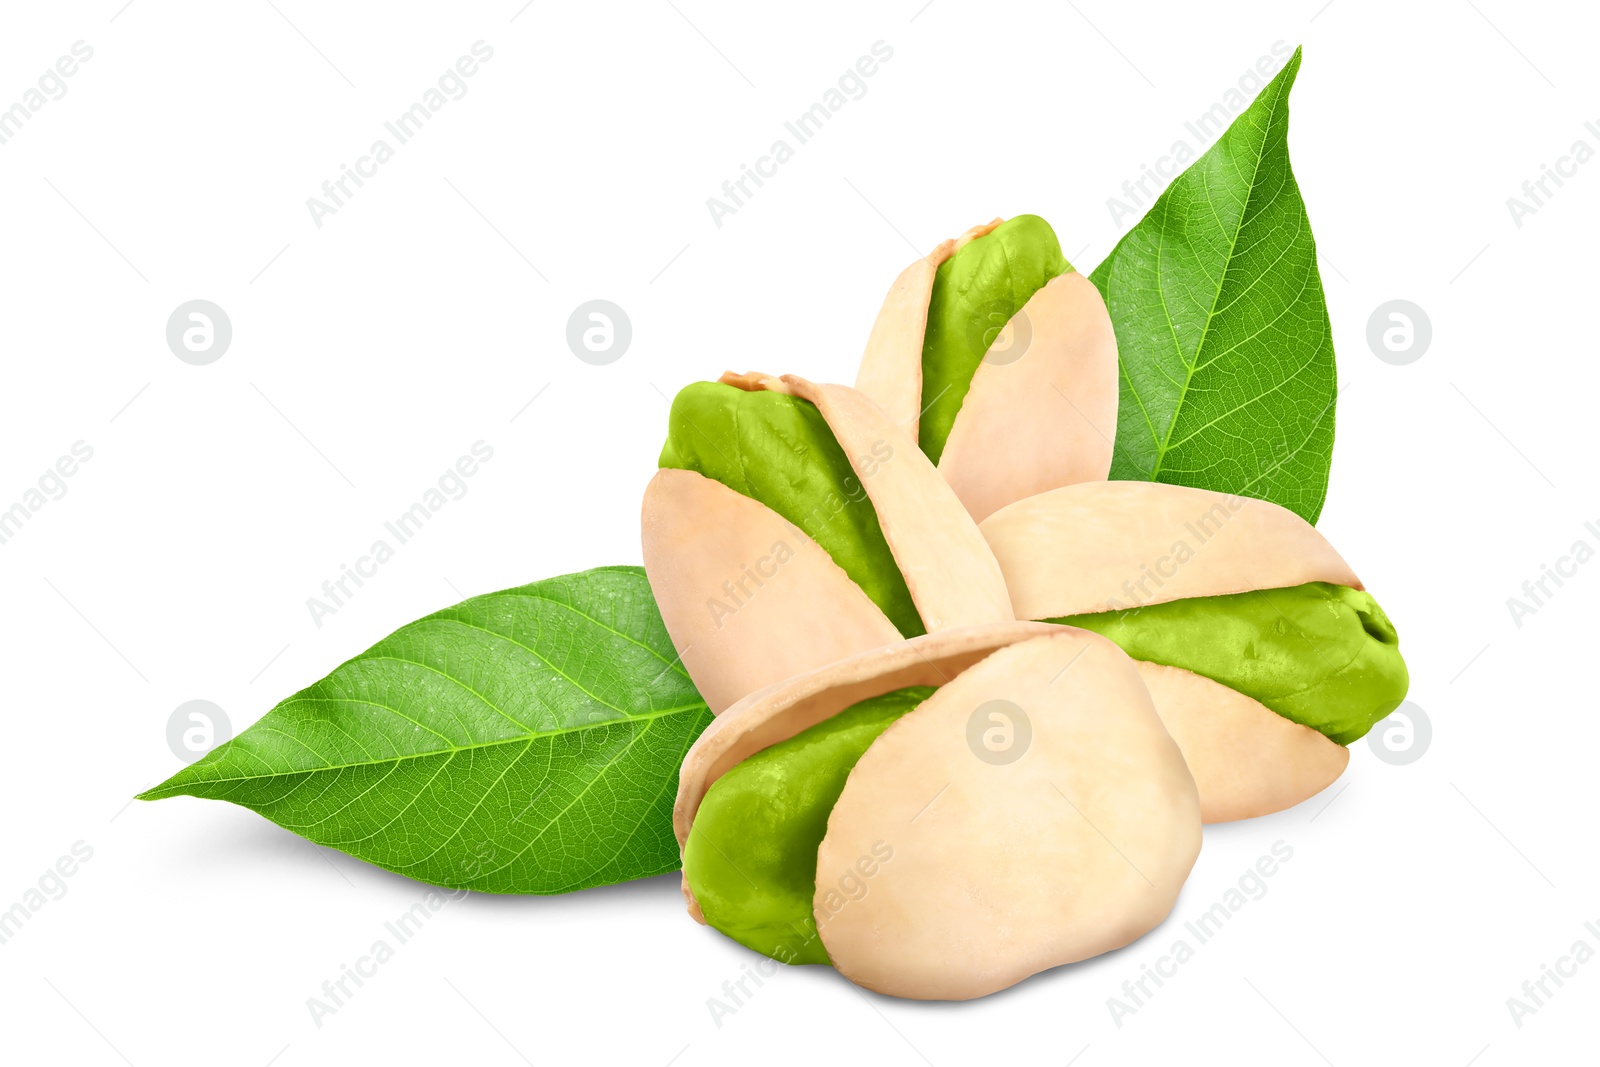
1090;47;1336;523
141;566;712;894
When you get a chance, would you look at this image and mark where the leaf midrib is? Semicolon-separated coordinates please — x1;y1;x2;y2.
1145;80;1287;481
138;701;708;796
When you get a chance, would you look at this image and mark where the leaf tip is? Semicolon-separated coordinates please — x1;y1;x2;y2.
1281;43;1305;87
137;767;193;802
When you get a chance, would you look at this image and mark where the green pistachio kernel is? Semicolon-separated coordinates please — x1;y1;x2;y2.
920;214;1071;464
1054;582;1408;745
682;686;934;964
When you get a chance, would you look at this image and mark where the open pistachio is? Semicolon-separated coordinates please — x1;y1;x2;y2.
642;371;1014;713
856;215;1118;521
980;481;1410;822
675;623;1202;1000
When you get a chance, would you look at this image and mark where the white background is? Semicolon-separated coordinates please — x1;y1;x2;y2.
1;1;1595;1064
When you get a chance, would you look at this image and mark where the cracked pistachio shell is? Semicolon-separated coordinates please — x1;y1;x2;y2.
855;219;1119;521
674;624;1201;1001
642;373;1013;714
979;481;1363;822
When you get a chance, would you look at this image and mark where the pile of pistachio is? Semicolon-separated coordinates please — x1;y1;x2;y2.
642;217;1408;1000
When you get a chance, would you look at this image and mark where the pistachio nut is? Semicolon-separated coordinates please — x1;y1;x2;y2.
856;215;1118;521
675;623;1202;1000
980;481;1410;822
642;371;1013;713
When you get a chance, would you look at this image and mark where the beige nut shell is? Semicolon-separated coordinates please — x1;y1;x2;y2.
854;219;1119;520
938;271;1118;522
980;480;1361;618
1135;662;1349;823
816;630;1201;1000
854;219;999;438
641;468;902;715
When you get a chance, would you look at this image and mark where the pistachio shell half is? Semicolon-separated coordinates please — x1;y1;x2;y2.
675;623;1201;1001
937;271;1118;522
817;630;1200;999
980;481;1361;618
641;468;902;714
1134;661;1349;823
854;219;999;435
